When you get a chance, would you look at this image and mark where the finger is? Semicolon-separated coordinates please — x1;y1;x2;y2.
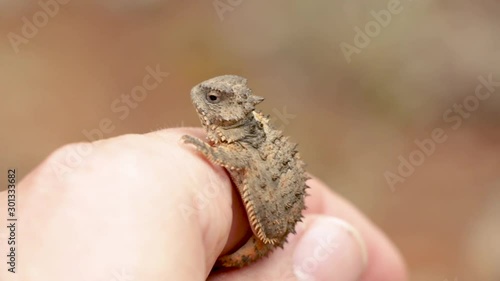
304;178;408;281
208;178;408;281
0;128;249;281
147;128;251;257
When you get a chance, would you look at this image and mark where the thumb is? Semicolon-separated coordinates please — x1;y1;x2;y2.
292;215;368;281
209;215;368;281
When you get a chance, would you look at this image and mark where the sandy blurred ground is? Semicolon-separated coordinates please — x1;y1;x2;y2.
1;0;500;280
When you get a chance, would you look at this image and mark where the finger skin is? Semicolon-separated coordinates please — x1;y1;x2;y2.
0;128;407;281
0;129;246;280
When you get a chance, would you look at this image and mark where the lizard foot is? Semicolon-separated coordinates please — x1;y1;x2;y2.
216;235;274;268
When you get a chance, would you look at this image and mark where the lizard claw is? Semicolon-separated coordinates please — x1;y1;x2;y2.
181;135;209;154
181;135;200;145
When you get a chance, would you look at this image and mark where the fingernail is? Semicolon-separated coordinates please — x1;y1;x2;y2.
293;217;368;281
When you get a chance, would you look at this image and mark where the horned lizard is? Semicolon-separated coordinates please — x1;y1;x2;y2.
181;75;308;268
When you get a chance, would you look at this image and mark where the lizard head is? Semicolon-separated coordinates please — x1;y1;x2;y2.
190;75;264;128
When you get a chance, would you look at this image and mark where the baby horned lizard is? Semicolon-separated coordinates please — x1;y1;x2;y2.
181;75;308;268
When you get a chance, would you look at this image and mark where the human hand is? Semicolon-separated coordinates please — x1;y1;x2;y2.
0;129;407;281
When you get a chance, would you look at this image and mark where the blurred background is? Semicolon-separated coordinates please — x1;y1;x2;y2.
1;0;499;280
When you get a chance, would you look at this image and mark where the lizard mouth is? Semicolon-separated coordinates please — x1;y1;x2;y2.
194;105;242;128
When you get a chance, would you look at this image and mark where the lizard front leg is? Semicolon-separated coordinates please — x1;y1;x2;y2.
183;135;276;267
181;135;247;170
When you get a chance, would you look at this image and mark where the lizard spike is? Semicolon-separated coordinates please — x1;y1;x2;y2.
251;95;264;105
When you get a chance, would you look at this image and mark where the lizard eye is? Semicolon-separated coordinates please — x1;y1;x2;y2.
206;91;221;103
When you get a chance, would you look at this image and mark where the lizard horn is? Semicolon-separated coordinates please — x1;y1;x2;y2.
251;95;264;105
